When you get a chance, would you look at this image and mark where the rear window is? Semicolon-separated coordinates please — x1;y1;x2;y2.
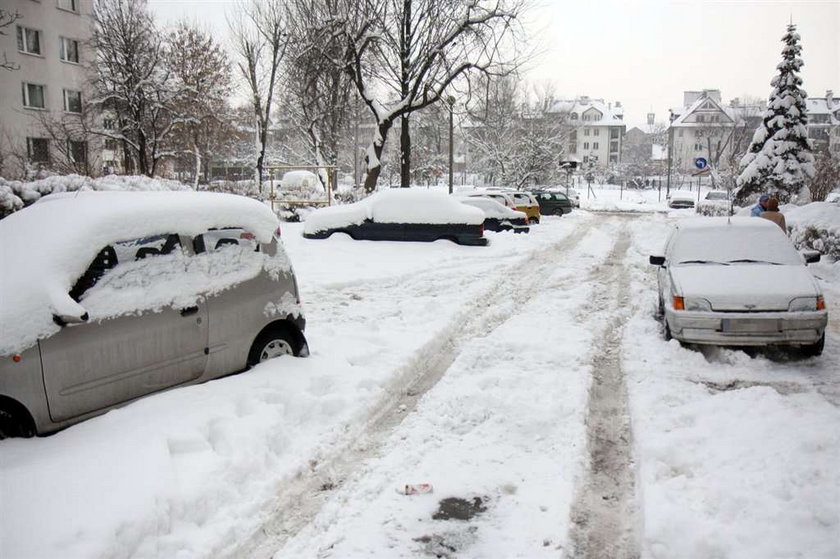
199;229;259;253
671;226;801;266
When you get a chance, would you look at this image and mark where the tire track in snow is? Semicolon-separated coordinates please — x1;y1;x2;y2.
566;226;640;559
222;218;613;559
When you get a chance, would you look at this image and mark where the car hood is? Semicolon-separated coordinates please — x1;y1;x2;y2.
670;264;821;311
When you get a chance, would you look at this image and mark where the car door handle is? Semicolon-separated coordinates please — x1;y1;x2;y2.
180;306;199;317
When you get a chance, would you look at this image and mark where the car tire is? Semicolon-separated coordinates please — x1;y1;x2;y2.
0;405;35;440
247;326;299;367
802;334;825;358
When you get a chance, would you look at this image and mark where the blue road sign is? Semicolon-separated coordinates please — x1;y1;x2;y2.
694;157;708;170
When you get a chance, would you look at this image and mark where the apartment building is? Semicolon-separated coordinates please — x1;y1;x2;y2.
0;0;92;178
549;96;626;170
668;89;840;173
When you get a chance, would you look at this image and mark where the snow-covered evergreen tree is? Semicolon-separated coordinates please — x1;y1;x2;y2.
736;24;815;203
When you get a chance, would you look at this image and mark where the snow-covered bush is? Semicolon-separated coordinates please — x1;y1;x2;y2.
785;202;840;258
0;175;191;218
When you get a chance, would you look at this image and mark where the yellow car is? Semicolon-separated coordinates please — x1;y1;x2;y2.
505;191;542;224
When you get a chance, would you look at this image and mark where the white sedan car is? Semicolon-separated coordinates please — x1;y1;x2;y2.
649;217;827;356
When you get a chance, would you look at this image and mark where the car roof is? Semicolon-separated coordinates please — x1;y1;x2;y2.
0;191;279;355
673;216;776;231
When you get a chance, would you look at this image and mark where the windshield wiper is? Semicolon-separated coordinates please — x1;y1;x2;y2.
677;260;730;265
727;259;783;265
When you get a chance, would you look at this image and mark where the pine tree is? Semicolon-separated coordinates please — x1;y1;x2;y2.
736;24;815;203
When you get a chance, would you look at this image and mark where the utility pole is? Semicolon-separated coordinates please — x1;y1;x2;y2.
666;121;674;199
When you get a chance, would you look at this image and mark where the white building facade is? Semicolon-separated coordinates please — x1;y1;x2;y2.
0;0;93;178
549;96;626;170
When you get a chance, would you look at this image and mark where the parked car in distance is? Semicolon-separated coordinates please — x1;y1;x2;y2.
482;189;542;224
697;190;734;216
532;190;573;215
649;217;827;355
0;191;309;438
566;188;581;208
667;191;696;209
461;190;518;211
304;189;488;246
456;196;529;233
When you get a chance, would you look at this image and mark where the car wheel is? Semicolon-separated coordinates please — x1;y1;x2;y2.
802;334;825;358
0;405;34;440
248;326;298;367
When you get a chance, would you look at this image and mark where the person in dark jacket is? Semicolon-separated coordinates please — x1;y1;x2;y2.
759;197;787;232
751;194;770;217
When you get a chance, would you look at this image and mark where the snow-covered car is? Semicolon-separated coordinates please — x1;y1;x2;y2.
565;188;581;208
0;191;309;438
532;190;573;215
461;190;518;211
697;190;734;216
456;196;530;233
483;189;541;224
649;217;827;355
303;189;488;246
667;191;696;209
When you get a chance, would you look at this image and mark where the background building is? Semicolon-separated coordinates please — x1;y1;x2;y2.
549;96;626;170
0;0;94;178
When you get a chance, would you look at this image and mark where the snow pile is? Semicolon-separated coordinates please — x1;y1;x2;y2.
0;191;279;355
304;189;484;234
785;201;840;258
0;174;191;218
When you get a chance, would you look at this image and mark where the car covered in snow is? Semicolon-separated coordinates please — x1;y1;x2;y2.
565;188;581;208
697;190;734;216
667;191;696;209
532;190;574;215
0;191;308;438
482;189;541;224
303;189;488;246
649;217;827;355
456;196;530;233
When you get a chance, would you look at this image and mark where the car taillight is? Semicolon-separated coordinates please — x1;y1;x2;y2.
274;226;282;237
241;232;255;240
479;224;484;235
12;354;22;363
672;296;685;310
817;296;826;310
524;217;530;225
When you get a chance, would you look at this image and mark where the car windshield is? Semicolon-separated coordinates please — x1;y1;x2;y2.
671;226;802;266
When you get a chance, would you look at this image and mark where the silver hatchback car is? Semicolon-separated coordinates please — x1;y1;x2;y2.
0;191;308;438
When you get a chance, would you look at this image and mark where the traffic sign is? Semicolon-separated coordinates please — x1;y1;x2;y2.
694;157;708;170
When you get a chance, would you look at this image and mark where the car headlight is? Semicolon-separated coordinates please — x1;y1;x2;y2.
672;296;711;311
788;296;825;312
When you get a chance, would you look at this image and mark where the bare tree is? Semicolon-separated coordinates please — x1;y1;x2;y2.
229;0;288;189
319;0;525;191
0;8;21;71
285;0;353;192
164;22;233;187
90;0;177;176
31;106;99;176
810;147;840;202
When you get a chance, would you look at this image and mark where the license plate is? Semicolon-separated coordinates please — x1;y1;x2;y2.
721;318;780;333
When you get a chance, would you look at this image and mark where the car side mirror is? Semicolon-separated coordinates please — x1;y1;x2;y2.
53;311;89;327
649;255;666;266
802;251;821;264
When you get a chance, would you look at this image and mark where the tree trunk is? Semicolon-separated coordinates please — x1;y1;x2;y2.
363;122;390;192
192;140;201;189
400;115;411;187
138;129;149;176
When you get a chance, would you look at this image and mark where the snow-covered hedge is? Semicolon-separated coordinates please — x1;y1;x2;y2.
0;175;191;218
785;201;840;258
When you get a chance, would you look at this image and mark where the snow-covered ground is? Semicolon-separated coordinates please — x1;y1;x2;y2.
1;209;838;558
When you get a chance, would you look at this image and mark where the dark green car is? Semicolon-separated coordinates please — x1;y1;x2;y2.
533;191;573;216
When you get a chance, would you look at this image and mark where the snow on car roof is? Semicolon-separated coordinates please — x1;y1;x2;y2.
304;189;484;234
670;217;802;266
455;196;524;219
0;191;279;355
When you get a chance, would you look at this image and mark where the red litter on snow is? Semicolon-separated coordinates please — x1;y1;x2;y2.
402;483;433;495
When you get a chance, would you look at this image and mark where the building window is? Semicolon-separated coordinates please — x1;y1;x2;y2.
57;0;79;12
610;128;619;139
68;140;86;163
60;37;80;63
593;142;599;150
16;26;42;55
610;141;619;153
694;143;703;151
22;83;46;109
583;155;589;163
583;142;589;150
593;129;600;136
27;138;50;163
103;118;116;130
584;128;590;136
64;89;82;113
568;143;576;154
609;154;618;163
105;138;119;150
570;113;578;120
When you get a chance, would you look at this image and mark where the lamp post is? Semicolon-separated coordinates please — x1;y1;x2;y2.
447;95;455;194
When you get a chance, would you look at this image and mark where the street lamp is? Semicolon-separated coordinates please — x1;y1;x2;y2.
447;95;455;194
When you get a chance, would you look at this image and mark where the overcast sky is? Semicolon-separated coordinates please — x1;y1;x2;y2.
149;0;839;129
